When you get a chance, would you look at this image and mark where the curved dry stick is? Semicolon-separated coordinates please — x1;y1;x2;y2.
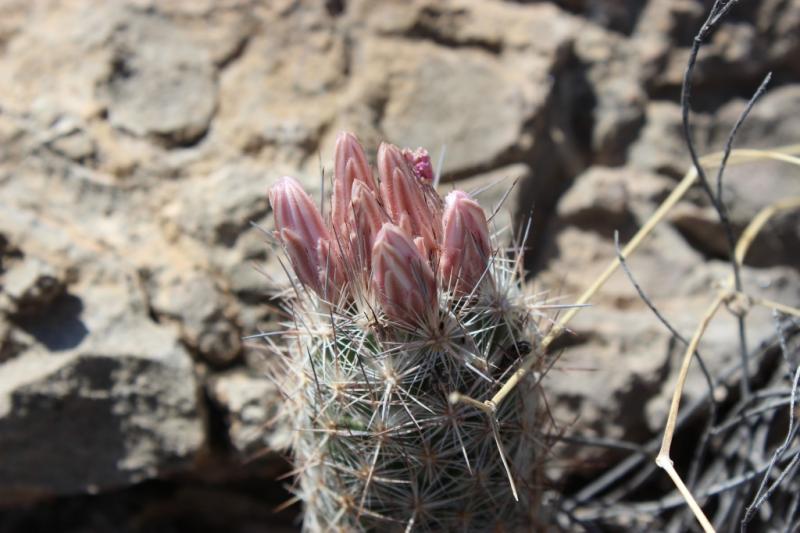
733;196;800;268
449;145;800;530
473;145;800;410
655;195;800;532
656;292;726;533
751;297;800;319
486;163;702;408
448;145;800;529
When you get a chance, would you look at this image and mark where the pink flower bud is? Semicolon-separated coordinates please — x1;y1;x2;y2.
402;147;444;236
277;226;323;294
377;143;438;259
269;176;342;297
316;237;347;301
349;180;387;271
402;147;434;184
331;132;377;238
371;223;437;326
439;190;492;295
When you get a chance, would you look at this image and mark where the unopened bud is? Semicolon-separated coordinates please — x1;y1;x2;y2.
402;147;434;184
439;190;492;295
377;143;437;258
371;223;437;326
331;132;377;238
350;180;387;271
269;176;340;297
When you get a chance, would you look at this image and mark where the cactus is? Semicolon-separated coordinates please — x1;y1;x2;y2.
266;132;547;531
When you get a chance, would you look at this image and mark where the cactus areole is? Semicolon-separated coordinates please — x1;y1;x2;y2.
267;132;546;531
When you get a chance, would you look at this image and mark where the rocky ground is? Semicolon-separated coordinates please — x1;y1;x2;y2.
0;0;798;531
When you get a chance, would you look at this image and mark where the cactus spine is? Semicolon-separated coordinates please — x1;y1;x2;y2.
267;133;546;531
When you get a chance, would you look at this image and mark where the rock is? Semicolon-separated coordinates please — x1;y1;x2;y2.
41;116;98;164
542;225;800;473
711;85;800;149
538;222;704;459
631;0;704;89
655;22;763;92
0;276;204;502
635;0;800;95
0;476;301;533
0;0;799;525
628;101;711;179
555;165;677;246
589;75;646;166
163;163;271;249
47;128;97;163
643;263;800;428
207;370;286;455
634;0;705;45
556;166;635;236
0;1;29;49
0;2;120;120
635;1;768;92
544;304;672;470
0;321;31;364
1;255;66;317
539;223;703;305
669;186;800;269
757;0;800;74
0;136;208;495
667;86;800;267
546;164;689;288
175;6;258;68
105;12;217;147
348;1;578;178
574;25;647;166
374;39;549;177
146;268;242;367
551;0;646;35
0;319;17;363
353;0;578;52
0;320;8;354
213;5;341;172
216;227;283;336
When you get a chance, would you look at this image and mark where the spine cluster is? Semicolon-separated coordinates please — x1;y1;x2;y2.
267;133;546;531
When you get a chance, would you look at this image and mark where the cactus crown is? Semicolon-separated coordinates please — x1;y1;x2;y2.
266;132;547;531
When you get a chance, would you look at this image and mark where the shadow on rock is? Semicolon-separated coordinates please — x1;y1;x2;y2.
15;294;88;352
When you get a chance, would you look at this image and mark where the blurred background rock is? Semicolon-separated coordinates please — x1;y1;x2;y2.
0;0;797;531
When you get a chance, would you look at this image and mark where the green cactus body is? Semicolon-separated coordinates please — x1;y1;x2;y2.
267;134;546;531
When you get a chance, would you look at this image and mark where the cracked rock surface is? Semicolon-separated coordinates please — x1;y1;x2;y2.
0;0;798;530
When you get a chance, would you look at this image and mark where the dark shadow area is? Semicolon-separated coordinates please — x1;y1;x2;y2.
520;53;597;276
0;358;129;497
15;294;88;352
0;468;300;533
508;0;647;35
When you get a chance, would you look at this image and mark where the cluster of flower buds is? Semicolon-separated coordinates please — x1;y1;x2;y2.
268;132;492;327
